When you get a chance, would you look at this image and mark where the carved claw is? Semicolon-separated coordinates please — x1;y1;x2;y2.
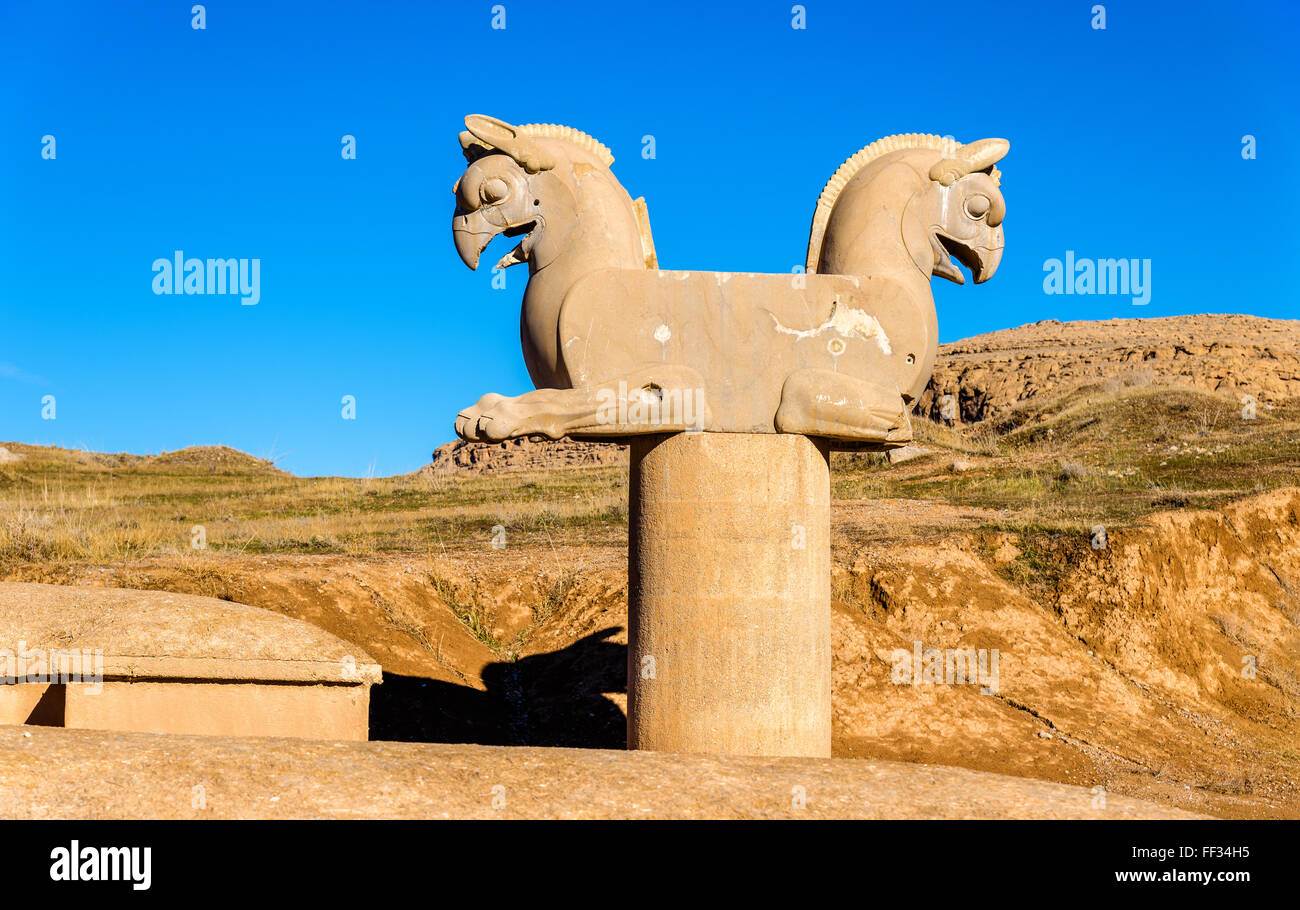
474;396;569;442
475;401;524;442
455;392;574;442
454;392;507;441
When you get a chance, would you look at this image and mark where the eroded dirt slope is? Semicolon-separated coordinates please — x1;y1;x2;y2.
14;487;1298;818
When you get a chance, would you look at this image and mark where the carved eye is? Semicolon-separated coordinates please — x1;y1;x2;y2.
481;178;509;204
964;194;991;219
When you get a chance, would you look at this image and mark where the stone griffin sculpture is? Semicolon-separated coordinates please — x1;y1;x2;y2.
451;115;1007;446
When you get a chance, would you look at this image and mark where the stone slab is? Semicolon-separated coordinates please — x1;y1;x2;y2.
0;582;381;684
0;725;1205;820
0;583;379;740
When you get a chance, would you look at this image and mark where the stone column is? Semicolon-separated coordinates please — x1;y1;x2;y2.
626;432;831;757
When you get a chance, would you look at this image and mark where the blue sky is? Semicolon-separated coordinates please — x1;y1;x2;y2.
1;0;1296;476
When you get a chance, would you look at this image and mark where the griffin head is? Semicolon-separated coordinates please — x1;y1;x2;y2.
452;115;554;271
808;133;1009;287
452;115;625;274
916;138;1008;285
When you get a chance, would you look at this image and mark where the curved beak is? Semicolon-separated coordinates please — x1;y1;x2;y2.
933;225;1004;285
972;240;1003;283
970;200;1005;283
453;209;498;270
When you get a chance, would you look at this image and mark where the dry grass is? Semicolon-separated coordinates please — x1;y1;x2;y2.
833;385;1300;531
0;444;626;576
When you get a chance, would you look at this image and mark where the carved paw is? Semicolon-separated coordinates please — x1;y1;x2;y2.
455;393;565;442
773;369;910;444
454;393;507;442
473;398;531;442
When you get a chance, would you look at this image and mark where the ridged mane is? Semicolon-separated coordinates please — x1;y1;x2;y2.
806;133;958;271
517;123;615;167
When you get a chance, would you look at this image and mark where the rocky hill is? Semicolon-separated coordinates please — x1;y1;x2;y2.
918;313;1300;423
421;436;628;476
0;443;284;476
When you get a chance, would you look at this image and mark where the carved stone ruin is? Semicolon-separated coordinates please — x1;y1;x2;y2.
450;115;1008;756
0;583;380;740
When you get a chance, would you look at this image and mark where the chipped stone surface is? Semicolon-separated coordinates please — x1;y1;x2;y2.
886;444;934;465
0;725;1202;820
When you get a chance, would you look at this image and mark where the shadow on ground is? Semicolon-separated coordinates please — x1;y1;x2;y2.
370;627;627;748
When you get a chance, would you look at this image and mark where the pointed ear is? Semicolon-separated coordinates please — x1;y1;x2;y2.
962;138;1010;171
463;115;555;173
929;138;1010;186
459;130;493;163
